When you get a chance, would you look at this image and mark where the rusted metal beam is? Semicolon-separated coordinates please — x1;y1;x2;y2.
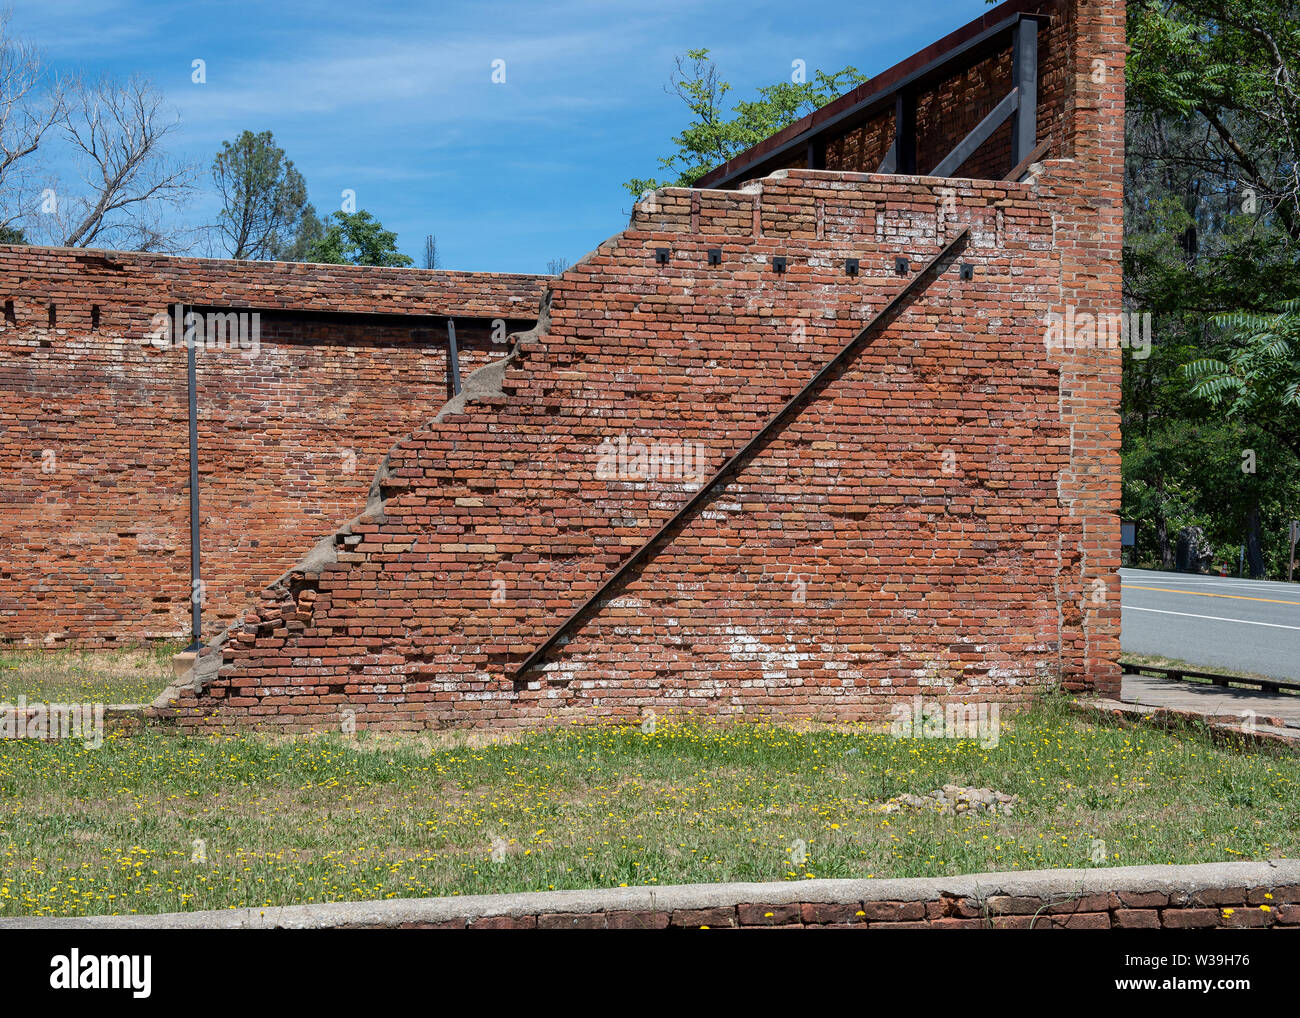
929;87;1018;178
511;227;972;681
1003;137;1051;182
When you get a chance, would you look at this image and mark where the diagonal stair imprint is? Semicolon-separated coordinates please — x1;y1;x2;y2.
512;226;973;682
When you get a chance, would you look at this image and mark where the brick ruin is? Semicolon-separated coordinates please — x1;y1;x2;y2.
0;0;1124;731
0;256;542;645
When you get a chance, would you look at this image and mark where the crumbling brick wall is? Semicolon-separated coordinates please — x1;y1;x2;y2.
155;0;1123;732
0;250;543;646
6;0;1123;734
164;155;1123;734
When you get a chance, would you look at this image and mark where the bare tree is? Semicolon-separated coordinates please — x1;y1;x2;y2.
423;233;439;269
52;76;194;250
0;10;62;234
547;257;569;275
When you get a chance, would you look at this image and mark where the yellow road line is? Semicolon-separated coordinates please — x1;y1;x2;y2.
1126;584;1300;607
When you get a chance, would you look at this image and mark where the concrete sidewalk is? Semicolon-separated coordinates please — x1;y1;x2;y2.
1077;673;1300;747
1122;673;1300;730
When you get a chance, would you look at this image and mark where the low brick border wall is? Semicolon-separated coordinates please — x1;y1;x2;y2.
5;861;1298;930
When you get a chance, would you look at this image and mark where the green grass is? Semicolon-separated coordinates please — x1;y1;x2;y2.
1;696;1296;917
0;643;181;705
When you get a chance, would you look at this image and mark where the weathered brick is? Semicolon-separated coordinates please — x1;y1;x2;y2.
801;902;867;925
1248;885;1300;905
737;904;801;926
670;908;737;929
1116;891;1170;909
469;915;537;930
606;910;670;930
1185;887;1250;907
1220;907;1275;929
1042;912;1111;930
536;912;606;930
1113;909;1161;929
860;900;927;922
929;917;987;930
1161;909;1221;929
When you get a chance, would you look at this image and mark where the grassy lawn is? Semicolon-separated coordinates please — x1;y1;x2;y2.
0;643;181;705
0;697;1296;918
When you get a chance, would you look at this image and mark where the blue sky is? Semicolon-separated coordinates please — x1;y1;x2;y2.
13;0;989;274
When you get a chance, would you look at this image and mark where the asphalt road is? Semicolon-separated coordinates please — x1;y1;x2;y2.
1120;567;1300;681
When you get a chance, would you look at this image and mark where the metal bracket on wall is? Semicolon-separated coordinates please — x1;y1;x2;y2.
510;227;971;681
447;318;461;396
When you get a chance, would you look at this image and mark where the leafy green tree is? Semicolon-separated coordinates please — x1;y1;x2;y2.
626;49;868;197
1122;0;1300;576
1184;302;1300;459
274;201;325;262
212;130;310;260
1128;0;1300;243
304;209;413;267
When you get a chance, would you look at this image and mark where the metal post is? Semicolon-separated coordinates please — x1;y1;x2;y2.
180;302;202;651
447;318;461;395
1011;16;1039;166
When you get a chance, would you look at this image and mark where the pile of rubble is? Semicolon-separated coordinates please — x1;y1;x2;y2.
877;784;1017;816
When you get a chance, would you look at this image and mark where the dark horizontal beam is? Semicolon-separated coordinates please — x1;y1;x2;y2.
512;227;971;681
177;304;534;330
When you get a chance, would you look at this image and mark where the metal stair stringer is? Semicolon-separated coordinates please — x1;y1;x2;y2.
512;225;973;682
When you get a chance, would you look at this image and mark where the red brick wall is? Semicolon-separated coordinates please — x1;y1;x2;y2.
0;249;544;646
1044;0;1125;697
152;0;1124;733
165;161;1121;732
5;0;1123;734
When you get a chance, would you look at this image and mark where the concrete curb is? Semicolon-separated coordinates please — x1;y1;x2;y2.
4;859;1297;929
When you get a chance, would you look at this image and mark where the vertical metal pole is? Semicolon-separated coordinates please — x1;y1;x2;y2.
447;318;461;395
181;302;202;651
1011;17;1039;166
